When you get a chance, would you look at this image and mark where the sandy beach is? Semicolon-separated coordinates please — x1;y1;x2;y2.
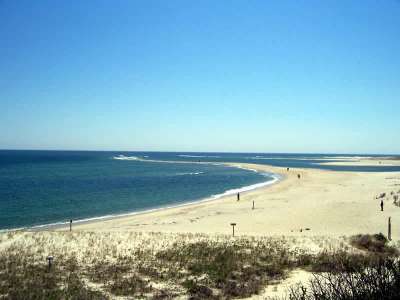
317;156;400;167
3;159;400;299
62;160;400;239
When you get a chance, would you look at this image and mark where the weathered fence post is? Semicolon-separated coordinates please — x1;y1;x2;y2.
388;217;392;241
47;256;54;271
230;223;236;237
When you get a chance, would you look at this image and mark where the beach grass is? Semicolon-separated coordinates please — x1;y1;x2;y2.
0;231;399;299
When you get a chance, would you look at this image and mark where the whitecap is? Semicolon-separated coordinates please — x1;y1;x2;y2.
113;155;139;160
210;174;280;200
175;172;204;176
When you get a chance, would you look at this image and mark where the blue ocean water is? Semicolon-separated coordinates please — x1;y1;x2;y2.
0;150;399;230
133;152;400;172
0;150;273;230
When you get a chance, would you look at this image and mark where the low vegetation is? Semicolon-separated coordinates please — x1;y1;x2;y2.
287;257;400;300
350;233;398;255
0;231;398;299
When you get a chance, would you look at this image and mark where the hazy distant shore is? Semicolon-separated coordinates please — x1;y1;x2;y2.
317;156;400;167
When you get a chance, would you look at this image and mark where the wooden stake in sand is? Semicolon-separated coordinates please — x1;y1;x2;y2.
69;219;72;232
230;223;237;237
388;217;392;241
47;256;54;271
252;201;255;210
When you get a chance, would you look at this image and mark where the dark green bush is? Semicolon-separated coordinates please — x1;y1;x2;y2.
288;257;400;300
350;233;398;255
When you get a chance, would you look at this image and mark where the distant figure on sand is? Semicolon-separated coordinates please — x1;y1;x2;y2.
287;167;289;171
381;200;384;211
237;193;240;201
297;174;301;179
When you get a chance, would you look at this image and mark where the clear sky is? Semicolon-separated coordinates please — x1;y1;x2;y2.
1;0;399;154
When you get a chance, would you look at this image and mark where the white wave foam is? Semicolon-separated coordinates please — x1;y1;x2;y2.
233;165;258;173
210;174;280;200
113;155;139;160
0;226;26;233
176;172;204;176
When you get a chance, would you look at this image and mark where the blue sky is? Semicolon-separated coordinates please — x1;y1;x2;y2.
1;0;399;154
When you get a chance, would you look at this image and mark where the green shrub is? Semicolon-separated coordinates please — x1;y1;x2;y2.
288;257;400;300
350;233;398;255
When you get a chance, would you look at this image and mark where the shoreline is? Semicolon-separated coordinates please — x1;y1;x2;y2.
6;157;400;236
60;161;400;237
54;162;295;233
17;162;283;232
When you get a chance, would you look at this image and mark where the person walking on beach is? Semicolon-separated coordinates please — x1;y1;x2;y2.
381;200;384;211
237;193;240;201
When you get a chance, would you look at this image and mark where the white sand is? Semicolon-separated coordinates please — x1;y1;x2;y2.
63;163;400;239
318;157;400;167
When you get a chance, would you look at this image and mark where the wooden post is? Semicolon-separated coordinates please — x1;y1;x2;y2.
47;256;54;271
388;217;392;241
69;219;72;232
252;201;254;210
230;223;236;237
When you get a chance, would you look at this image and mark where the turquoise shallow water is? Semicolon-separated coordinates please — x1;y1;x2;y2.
0;150;273;230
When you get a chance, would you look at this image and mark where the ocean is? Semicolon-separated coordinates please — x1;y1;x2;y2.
0;150;399;230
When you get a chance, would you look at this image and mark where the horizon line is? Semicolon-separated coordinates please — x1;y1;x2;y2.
0;148;399;157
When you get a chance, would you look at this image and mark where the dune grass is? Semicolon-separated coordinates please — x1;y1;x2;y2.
0;231;398;299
